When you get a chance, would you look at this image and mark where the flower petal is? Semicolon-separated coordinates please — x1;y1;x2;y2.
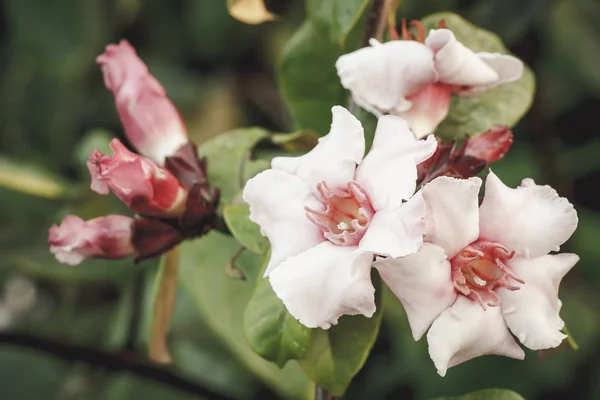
425;29;499;86
499;253;579;350
375;243;456;340
479;171;578;258
427;296;525;376
402;83;453;139
359;190;426;258
242;169;323;276
336;40;437;116
456;53;524;96
272;106;364;193
269;242;376;329
355;115;437;211
422;176;482;259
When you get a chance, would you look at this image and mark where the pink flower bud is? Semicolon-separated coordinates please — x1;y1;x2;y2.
464;125;513;164
48;215;135;266
97;40;189;165
87;139;188;217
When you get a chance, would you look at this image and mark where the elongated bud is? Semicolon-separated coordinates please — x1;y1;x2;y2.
97;40;189;165
49;215;135;266
87;139;188;217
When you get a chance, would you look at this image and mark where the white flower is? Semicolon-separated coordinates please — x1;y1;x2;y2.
336;29;524;138
375;173;578;376
243;106;437;329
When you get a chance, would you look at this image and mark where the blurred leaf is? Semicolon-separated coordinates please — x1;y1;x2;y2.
198;128;269;204
223;203;268;254
98;374;200;400
244;251;311;367
74;129;114;170
432;389;526;400
179;232;312;400
298;274;383;396
269;130;320;152
0;157;72;199
307;0;371;45
421;13;535;140
227;0;276;25
547;0;600;96
148;248;180;363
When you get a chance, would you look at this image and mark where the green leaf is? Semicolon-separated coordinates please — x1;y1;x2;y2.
0;157;72;199
298;273;384;396
198;127;269;204
307;0;371;46
432;389;526;400
244;251;312;367
269;130;320;152
178;232;312;400
223;203;268;254
421;12;535;140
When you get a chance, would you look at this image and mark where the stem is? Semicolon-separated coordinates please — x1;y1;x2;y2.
315;385;335;400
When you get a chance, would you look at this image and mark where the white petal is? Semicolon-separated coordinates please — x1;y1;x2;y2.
272;106;364;193
498;254;579;350
243;169;323;276
375;243;456;340
427;296;525;376
456;53;524;96
336;40;437;116
425;29;499;86
269;242;376;329
422;176;482;259
400;83;453;139
359;191;426;258
479;171;578;258
355;115;437;211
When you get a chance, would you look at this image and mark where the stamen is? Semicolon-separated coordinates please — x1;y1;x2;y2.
401;19;411;40
438;19;447;29
410;20;425;42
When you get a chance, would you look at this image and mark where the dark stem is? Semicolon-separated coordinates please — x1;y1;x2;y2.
0;332;234;400
315;385;335;400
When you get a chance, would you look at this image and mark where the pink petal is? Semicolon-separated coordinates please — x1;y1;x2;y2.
402;83;453;139
463;125;513;164
456;53;524;96
359;191;426;258
268;242;376;329
422;176;482;259
272;106;364;194
425;29;499;86
355;115;437;211
498;254;579;350
427;296;525;376
479;171;578;258
375;243;456;340
97;40;188;164
336;39;437;116
242;169;324;276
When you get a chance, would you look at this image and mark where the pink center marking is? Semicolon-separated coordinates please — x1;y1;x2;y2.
451;240;524;309
305;181;375;246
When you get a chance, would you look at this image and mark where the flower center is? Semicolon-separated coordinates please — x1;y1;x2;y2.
305;181;375;246
450;240;524;309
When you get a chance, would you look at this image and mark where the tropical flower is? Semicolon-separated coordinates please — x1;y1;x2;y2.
97;40;189;165
49;215;135;266
335;25;523;138
375;173;578;375
243;106;437;328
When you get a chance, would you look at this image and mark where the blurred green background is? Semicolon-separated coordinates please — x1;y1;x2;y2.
1;0;599;399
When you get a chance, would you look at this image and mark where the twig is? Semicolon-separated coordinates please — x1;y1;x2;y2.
0;332;235;400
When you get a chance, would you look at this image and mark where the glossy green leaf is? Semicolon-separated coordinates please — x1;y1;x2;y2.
223;203;268;254
198;127;269;204
298;274;383;396
421;13;535;140
432;389;526;400
244;252;311;367
178;232;311;400
307;0;371;45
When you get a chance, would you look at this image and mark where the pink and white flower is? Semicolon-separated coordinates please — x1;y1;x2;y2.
375;173;578;376
243;106;437;329
97;40;189;165
335;28;523;138
87;138;188;217
49;215;135;266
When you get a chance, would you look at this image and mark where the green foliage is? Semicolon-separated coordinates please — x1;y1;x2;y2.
223;203;269;254
421;13;535;139
433;389;526;400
